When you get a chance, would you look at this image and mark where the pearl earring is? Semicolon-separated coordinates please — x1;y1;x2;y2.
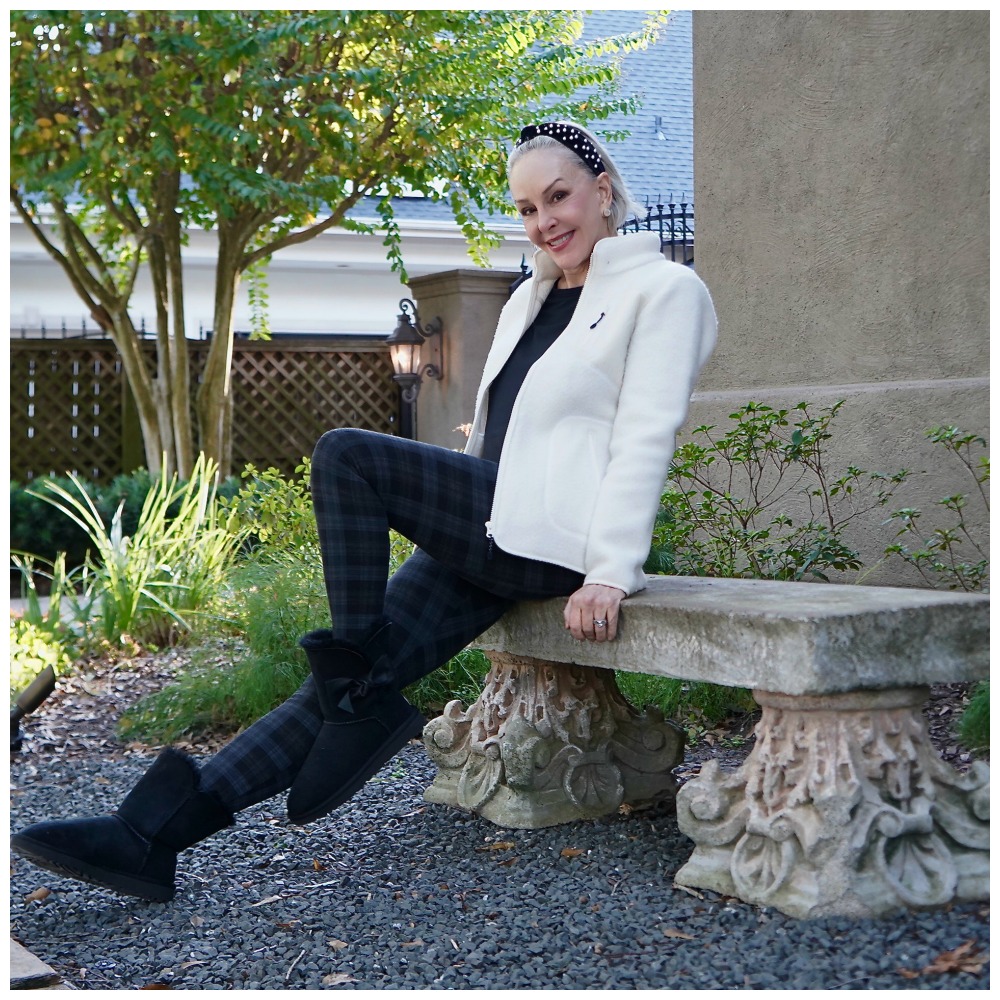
602;207;611;218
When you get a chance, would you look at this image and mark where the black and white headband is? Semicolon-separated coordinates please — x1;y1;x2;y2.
515;122;606;176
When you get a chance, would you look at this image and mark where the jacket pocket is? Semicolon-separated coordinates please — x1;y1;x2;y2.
543;416;609;542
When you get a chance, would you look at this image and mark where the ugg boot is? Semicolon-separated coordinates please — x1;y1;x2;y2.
287;625;425;825
10;748;233;902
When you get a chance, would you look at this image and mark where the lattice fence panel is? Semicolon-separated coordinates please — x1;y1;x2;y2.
10;341;126;482
10;338;400;483
228;343;399;474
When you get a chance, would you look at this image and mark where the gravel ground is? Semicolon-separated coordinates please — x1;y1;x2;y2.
9;732;991;991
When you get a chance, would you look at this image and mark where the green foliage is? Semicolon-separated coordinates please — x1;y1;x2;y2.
650;401;908;582
9;617;73;698
10;470;242;569
120;554;328;742
27;455;247;647
10;552;89;698
11;477;96;569
884;427;989;592
403;648;492;718
958;682;989;753
615;673;756;731
219;459;319;558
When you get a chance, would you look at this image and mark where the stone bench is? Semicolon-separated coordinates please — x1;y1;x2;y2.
421;575;990;919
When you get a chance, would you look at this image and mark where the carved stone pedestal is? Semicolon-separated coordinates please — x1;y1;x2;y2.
675;687;990;919
422;651;685;828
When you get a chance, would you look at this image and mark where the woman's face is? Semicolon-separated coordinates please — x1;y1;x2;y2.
509;147;613;288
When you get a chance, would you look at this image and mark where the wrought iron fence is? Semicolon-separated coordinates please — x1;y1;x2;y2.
621;200;695;266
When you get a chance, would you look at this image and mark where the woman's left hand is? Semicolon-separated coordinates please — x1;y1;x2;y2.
564;584;626;643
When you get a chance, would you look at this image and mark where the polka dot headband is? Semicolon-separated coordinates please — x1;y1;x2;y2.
515;122;606;176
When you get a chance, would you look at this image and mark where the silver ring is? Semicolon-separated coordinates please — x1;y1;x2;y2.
593;619;608;628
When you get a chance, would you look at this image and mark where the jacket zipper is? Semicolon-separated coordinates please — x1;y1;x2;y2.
480;242;606;558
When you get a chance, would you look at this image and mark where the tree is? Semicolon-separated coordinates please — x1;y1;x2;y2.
11;10;662;475
11;10;665;477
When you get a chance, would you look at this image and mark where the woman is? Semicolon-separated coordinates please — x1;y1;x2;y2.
11;122;717;902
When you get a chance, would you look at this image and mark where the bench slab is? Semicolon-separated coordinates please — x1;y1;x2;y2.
474;576;988;695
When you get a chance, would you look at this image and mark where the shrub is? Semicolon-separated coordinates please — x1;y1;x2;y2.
9;616;73;697
651;400;907;582
884;426;989;592
10;469;243;571
11;476;95;570
218;459;318;557
26;454;247;647
123;548;334;741
958;682;989;753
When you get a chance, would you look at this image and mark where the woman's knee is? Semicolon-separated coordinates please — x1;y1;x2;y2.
312;427;376;472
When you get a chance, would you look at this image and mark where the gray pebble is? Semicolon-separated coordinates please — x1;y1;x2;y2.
10;745;991;991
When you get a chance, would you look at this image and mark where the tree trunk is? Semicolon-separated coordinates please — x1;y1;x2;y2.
164;196;195;479
197;231;242;478
108;311;165;477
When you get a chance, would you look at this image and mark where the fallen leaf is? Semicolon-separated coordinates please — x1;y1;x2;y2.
189;915;204;927
327;939;349;951
921;939;988;975
898;968;921;980
476;841;515;852
322;973;357;986
662;927;696;941
178;961;207;970
251;894;284;907
403;939;426;948
140;984;173;990
618;803;633;816
313;858;328;872
496;856;519;867
275;921;301;930
24;887;51;902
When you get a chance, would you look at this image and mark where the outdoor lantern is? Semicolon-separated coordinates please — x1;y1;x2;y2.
386;298;443;438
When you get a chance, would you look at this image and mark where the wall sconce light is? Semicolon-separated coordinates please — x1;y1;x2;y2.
386;298;443;438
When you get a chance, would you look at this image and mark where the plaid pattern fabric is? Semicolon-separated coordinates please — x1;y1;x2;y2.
201;429;583;812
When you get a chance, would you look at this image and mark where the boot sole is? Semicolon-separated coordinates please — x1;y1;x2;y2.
287;709;425;825
10;834;175;902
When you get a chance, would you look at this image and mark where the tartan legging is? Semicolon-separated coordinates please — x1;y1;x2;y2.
200;429;584;812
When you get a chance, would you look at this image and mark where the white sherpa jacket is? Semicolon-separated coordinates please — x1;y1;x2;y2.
464;232;718;596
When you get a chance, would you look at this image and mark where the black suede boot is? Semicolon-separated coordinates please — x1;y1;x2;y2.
287;625;425;825
10;748;233;902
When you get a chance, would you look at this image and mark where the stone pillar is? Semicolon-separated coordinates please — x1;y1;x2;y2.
407;269;519;450
675;687;990;919
422;651;685;829
691;12;989;583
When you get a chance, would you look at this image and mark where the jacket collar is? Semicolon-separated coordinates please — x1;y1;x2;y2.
530;231;663;284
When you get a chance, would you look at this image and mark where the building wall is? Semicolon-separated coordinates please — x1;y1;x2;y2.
690;10;989;585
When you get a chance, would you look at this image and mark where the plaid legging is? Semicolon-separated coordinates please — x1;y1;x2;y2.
200;429;584;811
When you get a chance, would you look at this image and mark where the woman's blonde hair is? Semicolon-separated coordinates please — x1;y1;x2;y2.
507;121;642;231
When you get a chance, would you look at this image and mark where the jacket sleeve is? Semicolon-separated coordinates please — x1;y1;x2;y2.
582;265;718;594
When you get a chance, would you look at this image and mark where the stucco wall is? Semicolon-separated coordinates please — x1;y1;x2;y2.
691;10;988;585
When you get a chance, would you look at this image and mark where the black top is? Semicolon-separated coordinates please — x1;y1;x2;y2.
481;284;583;464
